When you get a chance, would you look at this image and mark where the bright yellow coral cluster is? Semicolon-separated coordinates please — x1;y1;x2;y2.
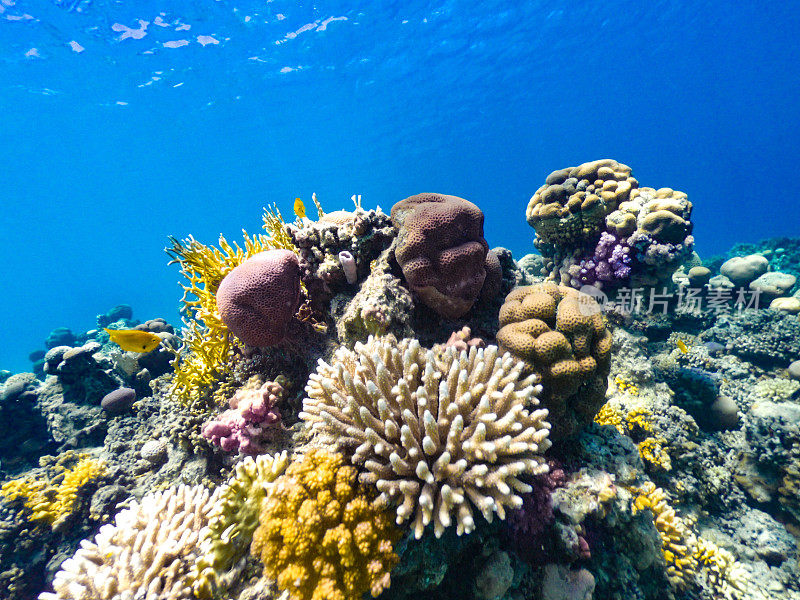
1;455;105;528
595;404;671;471
614;375;639;395
632;482;745;596
251;449;400;600
166;220;294;405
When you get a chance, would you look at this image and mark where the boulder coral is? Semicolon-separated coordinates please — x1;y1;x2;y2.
216;249;301;347
301;335;552;538
391;193;490;319
251;449;400;600
496;283;612;440
527;160;694;290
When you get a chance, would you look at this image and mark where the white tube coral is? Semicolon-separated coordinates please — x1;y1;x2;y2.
301;335;552;539
39;485;218;600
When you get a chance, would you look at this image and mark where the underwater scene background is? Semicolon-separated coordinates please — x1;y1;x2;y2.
2;1;800;600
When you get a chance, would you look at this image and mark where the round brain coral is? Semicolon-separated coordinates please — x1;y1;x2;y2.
215;249;301;346
251;449;400;600
391;193;489;319
496;283;612;440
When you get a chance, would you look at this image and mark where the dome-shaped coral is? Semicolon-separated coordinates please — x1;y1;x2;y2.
496;283;612;440
391;193;490;319
216;249;301;346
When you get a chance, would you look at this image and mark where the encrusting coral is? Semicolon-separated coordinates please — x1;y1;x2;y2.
1;454;106;529
189;452;289;599
496;282;612;440
301;335;552;539
251;449;400;600
39;485;219;600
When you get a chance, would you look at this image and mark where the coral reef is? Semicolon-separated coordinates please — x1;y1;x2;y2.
301;335;551;538
251;449;401;600
496;282;612;440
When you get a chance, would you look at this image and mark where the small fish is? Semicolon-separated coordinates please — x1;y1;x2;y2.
293;197;306;220
104;328;162;353
675;339;689;354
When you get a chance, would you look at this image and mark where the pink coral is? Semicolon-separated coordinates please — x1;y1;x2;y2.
216;250;301;346
202;381;283;454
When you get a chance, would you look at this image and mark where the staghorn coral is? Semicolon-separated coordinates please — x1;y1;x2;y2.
496;283;612;440
190;452;289;599
1;455;105;529
301;335;551;538
39;485;218;600
251;449;400;600
166;229;281;405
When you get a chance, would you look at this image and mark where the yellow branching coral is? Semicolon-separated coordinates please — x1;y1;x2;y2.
251;449;400;600
166;227;289;405
262;204;297;250
633;481;698;588
1;455;105;528
636;438;672;471
632;482;746;597
190;452;289;599
594;403;625;434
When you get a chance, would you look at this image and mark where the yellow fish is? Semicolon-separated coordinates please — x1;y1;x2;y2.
675;339;689;354
293;197;306;220
104;328;162;353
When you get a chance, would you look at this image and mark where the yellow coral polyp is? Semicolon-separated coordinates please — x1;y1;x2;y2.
1;456;105;528
637;438;672;471
613;375;639;395
252;449;400;600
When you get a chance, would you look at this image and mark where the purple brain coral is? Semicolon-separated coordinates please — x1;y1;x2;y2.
391;193;490;319
216;249;301;346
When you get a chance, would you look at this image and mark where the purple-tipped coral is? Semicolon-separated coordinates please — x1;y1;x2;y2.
570;232;633;289
202;380;283;454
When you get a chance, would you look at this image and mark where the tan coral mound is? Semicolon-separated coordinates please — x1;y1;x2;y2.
301;335;551;538
496;283;612;440
526;159;636;244
251;449;400;600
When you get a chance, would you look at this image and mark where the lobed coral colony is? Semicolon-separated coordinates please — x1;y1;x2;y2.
2;164;800;600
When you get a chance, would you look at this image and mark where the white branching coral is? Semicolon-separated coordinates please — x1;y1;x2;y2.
39;485;218;600
301;335;552;539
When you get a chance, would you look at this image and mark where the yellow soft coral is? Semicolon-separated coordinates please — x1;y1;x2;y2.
166;224;291;405
632;482;745;597
252;449;400;600
1;455;105;528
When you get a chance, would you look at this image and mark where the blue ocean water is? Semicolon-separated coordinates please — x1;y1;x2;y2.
1;0;799;373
